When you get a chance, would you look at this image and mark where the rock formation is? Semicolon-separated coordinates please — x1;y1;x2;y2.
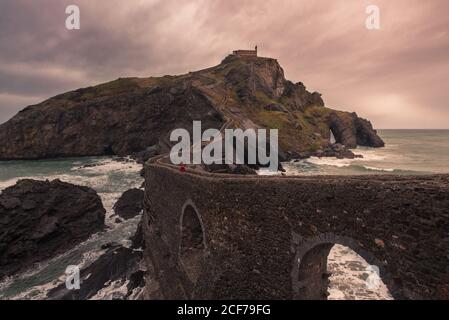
329;112;385;148
47;220;146;300
46;243;144;300
0;179;106;279
0;54;384;160
113;188;144;220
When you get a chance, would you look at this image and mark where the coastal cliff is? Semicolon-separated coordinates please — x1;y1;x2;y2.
0;55;383;160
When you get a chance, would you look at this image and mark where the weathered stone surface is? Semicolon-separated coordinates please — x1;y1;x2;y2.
0;179;106;279
203;163;257;175
142;161;449;300
113;188;144;220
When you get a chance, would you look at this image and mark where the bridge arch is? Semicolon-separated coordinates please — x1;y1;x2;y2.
291;233;397;300
178;200;207;294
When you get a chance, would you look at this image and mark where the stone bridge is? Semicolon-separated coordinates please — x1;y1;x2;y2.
142;157;449;300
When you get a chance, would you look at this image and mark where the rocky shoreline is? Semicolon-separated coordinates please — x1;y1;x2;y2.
0;165;146;300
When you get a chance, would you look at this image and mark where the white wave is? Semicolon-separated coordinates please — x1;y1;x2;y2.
90;279;130;300
71;157;142;174
328;244;393;300
2;244;107;300
306;157;353;168
256;168;282;176
353;148;387;162
363;166;395;172
301;147;393;169
0;179;18;193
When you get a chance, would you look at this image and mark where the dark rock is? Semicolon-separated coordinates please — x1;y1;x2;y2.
47;222;146;300
0;179;106;279
112;156;134;163
0;197;20;210
113;189;144;220
289;144;363;161
312;143;362;159
79;162;103;169
328;112;385;148
354;116;385;148
101;242;115;250
47;243;143;300
282;81;325;111
133;144;161;164
130;220;145;249
127;270;146;296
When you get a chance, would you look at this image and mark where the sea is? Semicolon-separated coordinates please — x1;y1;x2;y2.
0;129;448;300
283;129;449;176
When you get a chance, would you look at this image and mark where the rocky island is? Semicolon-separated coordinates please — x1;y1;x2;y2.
0;54;384;161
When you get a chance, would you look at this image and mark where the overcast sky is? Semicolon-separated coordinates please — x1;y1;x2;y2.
0;0;448;128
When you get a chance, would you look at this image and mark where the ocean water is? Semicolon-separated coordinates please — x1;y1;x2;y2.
0;130;447;299
284;130;449;175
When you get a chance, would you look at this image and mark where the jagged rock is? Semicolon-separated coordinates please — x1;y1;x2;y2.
0;179;106;279
328;112;385;148
354;116;385;148
312;143;363;159
127;270;146;296
46;243;143;300
132;144;161;164
113;189;144;220
288;143;362;160
47;219;146;300
283;81;325;111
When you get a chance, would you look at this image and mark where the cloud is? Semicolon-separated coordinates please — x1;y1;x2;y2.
0;0;448;127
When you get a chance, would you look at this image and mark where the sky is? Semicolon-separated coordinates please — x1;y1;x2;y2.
0;0;448;128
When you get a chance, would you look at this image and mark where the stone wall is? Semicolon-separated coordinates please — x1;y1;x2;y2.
233;50;257;58
142;161;449;300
